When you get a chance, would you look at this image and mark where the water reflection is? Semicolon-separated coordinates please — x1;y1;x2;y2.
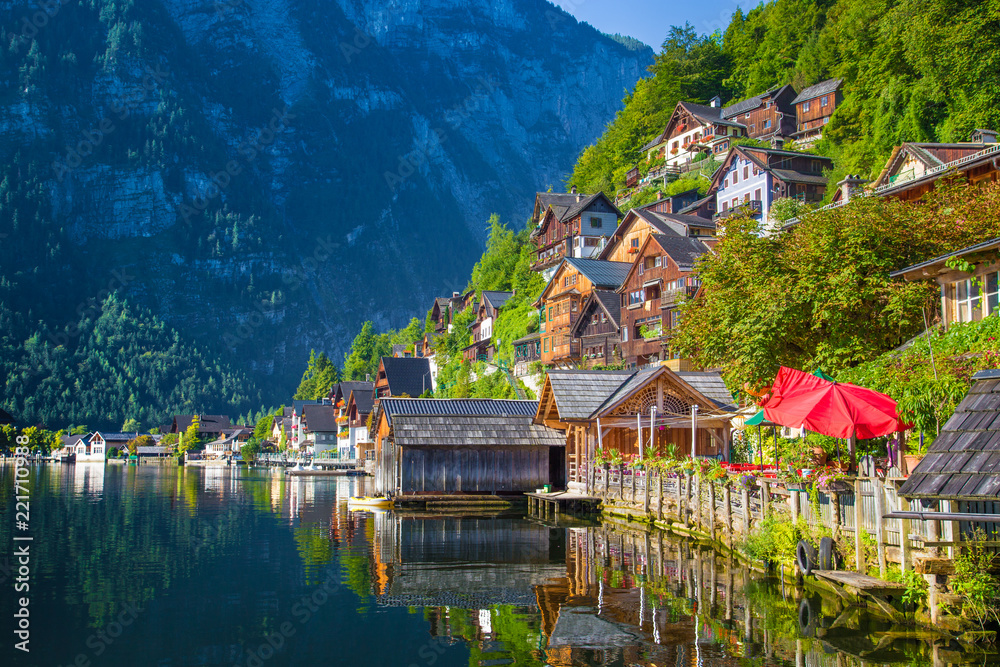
0;464;993;667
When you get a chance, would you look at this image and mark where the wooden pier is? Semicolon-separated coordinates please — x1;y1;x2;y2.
525;491;602;521
812;569;908;622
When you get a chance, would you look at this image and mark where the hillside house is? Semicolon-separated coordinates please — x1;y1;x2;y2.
512;332;541;378
537;258;632;368
370;398;564;497
720;84;797;141
534;367;736;492
892;237;1000;326
637;189;703;216
618;234;710;370
346;386;375;462
429;296;453;333
374;356;433;402
791;78;843;144
570;290;622;369
530;189;622;279
302;404;338;455
676;194;717;219
599;208;714;264
204;427;252;459
642;99;748;170
869;131;1000;201
462;290;514;363
712;145;833;230
170;414;231;440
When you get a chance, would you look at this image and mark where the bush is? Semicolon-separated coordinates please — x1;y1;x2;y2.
950;529;1000;629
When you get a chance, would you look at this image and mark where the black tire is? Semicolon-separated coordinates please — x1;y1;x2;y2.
796;540;817;575
798;597;817;637
819;536;835;571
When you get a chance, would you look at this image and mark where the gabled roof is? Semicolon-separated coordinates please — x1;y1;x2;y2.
872;142;997;189
92;432;140;442
899;369;1000;500
302;404;338;432
543;370;635;420
62;434;87;448
563;257;632;289
172;414;231;433
378;356;432;397
791;78;842;105
711;145;831;191
571;290;622;338
891;237;1000;280
676;195;715;215
482;290;514;311
721;84;795;119
392;413;563;448
771;169;829;185
378;398;539;427
347;386;376;417
643;100;746;151
292;399;325;414
650;234;711;272
675;372;738;410
334;381;374;404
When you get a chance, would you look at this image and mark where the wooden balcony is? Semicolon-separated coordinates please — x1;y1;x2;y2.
660;286;699;309
715;199;763;220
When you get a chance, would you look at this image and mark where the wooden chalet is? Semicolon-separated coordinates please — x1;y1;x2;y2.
641;98;747;169
534;367;736;493
869;131;1000;202
512;331;541;377
529;188;623;278
419;331;440;358
374;356;432;401
570;290;622;369
637;188;703;216
462;290;513;363
537;257;632;367
618;234;710;370
712;145;832;229
599;207;714;264
302;404;338;454
345;385;375;461
369;398;565;497
791;78;843;144
720;84;797;141
898;369;1000;540
892;237;1000;327
676;194;717;219
169;414;231;439
429;296;453;334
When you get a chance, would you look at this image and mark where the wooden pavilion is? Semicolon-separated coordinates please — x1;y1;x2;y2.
534;367;737;492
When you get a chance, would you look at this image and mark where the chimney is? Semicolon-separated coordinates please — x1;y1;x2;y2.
709;95;721;108
970;129;998;144
837;174;868;203
770;136;785;151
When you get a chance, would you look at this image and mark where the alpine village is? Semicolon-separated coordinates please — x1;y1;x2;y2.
6;1;1000;663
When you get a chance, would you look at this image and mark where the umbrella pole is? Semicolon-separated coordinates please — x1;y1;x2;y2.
849;432;857;473
773;426;778;470
757;425;762;471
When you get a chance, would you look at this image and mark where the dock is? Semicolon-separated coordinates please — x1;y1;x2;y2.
812;569;907;621
525;490;602;520
286;468;366;477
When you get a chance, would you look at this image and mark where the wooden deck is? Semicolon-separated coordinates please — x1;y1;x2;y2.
812;570;907;621
525;491;602;520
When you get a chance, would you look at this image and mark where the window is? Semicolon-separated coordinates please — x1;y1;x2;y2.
543;338;549;352
590;216;601;228
722;201;729;212
988;273;1000;316
571;300;578;312
955;279;982;322
630;237;640;249
821;95;829;106
638;261;644;276
754;188;762;202
731;197;738;207
803;101;811;112
654;256;662;267
548;306;553;321
644;256;657;270
749;124;756;132
743;166;749;179
766;101;772;109
764;119;771;129
629;290;644;306
745;112;750;119
622;327;628;343
732;170;738;185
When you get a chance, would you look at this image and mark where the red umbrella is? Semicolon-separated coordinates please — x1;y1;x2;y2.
759;366;910;439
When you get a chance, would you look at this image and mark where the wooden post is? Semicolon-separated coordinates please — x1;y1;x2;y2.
741;487;751;538
831;490;842;538
656;472;664;521
790;489;800;523
684;474;693;527
695;475;703;533
709;481;717;543
724;485;733;548
925;500;940;558
854;478;865;573
630;467;637;503
874;476;887;578
643;468;650;514
676;474;683;521
760;480;771;521
900;517;912;574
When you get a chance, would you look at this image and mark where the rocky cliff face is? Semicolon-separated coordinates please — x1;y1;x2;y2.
0;0;650;399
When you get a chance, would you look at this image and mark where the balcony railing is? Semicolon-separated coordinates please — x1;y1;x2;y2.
715;199;763;220
660;285;699;308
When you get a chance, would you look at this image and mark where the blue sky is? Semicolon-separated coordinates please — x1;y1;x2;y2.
552;0;749;49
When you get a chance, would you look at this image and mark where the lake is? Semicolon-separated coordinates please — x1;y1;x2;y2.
0;463;980;666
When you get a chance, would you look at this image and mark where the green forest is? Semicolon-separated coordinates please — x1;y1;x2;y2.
569;0;1000;197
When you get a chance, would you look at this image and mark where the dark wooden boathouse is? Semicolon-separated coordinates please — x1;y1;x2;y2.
370;398;565;497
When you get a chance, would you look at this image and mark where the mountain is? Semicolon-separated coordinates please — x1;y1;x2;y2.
0;0;651;427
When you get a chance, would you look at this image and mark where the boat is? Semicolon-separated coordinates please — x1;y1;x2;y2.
347;496;394;509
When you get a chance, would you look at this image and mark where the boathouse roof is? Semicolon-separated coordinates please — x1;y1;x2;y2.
899;369;1000;500
379;398;539;426
392;413;563;449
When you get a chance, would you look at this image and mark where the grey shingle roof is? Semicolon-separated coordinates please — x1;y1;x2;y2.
651;234;711;272
675;372;737;410
680;101;745;128
512;331;541;344
172;414;231;433
348;387;375;416
380;357;432;397
302;404;338;432
791;78;842;105
334;381;373;404
592;290;622;328
676;195;714;215
771;169;828;185
721;84;795;120
93;432;140;442
891;237;1000;279
482;290;514;311
381;398;539;425
563;257;632;290
546;370;635;420
392;414;564;448
594;367;662;415
899;370;1000;500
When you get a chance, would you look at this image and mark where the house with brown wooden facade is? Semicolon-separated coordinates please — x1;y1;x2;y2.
869;130;1000;201
712;144;833;231
374;356;433;401
618;234;710;370
428;296;453;333
791;78;843;144
537;257;632;368
720;84;797;141
636;188;703;217
461;290;513;363
642;98;748;170
530;189;623;280
534;367;736;493
570;290;622;369
512;331;541;378
369;398;564;497
892;236;1000;327
600;208;715;264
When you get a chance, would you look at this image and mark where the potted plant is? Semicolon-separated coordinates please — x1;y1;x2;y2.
903;431;927;475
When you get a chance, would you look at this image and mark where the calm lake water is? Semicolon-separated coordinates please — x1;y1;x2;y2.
0;463;982;667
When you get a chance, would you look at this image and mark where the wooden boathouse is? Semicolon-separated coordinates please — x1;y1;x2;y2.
369;398;565;498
